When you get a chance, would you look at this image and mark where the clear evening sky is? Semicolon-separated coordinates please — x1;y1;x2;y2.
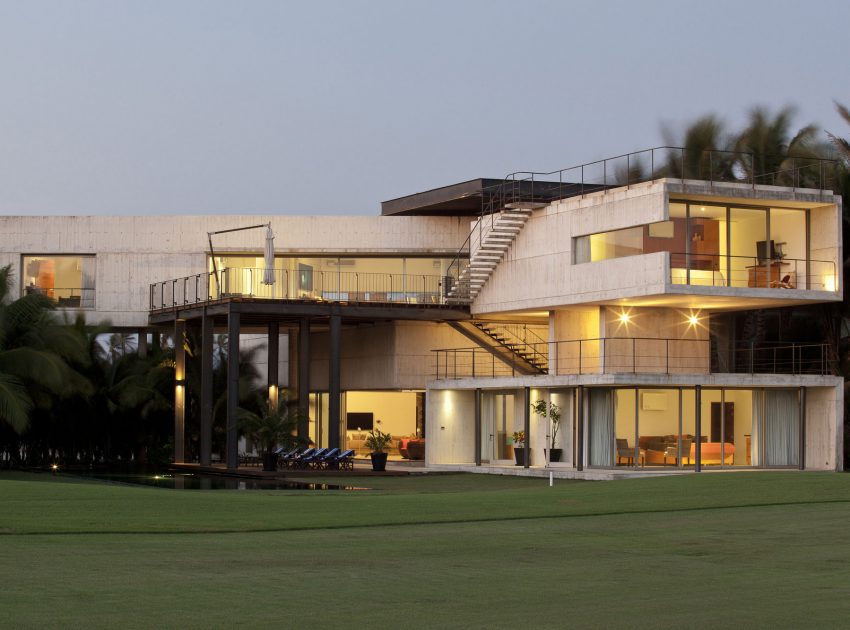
0;0;848;216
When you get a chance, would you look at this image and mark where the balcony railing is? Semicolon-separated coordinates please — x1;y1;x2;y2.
433;338;831;379
24;285;95;309
669;253;836;291
150;267;448;311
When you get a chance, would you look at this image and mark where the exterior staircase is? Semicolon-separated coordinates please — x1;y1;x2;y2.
446;207;534;304
449;321;549;375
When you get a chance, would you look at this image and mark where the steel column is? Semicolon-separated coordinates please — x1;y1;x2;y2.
523;386;531;469
200;312;213;467
297;317;311;440
474;389;481;466
268;321;279;411
328;310;342;449
173;319;186;464
799;387;806;470
694;385;702;472
576;386;584;471
226;309;240;470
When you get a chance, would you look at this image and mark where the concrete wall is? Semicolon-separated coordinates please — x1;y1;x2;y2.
805;385;844;471
310;320;471;391
426;389;476;465
0;214;469;327
472;180;843;315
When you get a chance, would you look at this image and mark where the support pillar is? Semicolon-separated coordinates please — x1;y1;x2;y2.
226;309;240;470
137;330;148;358
200;312;214;467
268;321;279;411
328;310;341;449
523;386;530;469
298;317;311;440
694;385;702;472
799;387;806;470
575;386;584;471
173;320;186;464
474;389;481;465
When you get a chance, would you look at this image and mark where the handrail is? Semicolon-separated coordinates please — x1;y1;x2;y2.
433;337;831;379
150;267;448;311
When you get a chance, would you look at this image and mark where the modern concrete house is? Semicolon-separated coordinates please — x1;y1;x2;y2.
0;147;843;475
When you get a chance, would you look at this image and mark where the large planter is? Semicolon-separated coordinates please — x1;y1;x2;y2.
262;452;279;472
370;452;388;472
514;448;531;466
546;448;563;463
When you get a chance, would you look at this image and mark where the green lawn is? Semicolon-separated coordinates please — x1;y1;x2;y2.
2;471;850;629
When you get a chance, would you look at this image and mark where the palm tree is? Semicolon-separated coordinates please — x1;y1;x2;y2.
0;265;90;436
662;114;734;181
734;105;820;187
237;396;303;470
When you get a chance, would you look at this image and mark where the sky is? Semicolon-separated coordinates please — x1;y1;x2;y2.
0;0;848;216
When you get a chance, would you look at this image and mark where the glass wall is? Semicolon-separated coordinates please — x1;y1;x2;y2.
480;391;519;463
212;255;451;303
586;387;795;469
344;391;422;460
22;255;96;308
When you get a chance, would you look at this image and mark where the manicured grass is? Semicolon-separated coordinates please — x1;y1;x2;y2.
2;471;850;628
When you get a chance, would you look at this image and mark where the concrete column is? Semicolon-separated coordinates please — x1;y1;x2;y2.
200;312;214;467
576;386;584;471
328;311;341;449
298;317;311;440
173;320;186;464
152;330;161;353
268;321;279;411
226;309;241;470
474;389;481;466
694;385;702;472
288;328;298;406
137;330;148;358
523;386;530;469
799;387;806;470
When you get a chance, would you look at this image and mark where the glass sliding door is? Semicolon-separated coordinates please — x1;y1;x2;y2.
480;391;517;463
637;389;682;466
729;207;768;287
588;389;615;467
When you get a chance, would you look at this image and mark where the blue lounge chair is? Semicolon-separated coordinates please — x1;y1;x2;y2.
315;448;340;469
286;447;315;470
328;449;355;471
296;447;327;469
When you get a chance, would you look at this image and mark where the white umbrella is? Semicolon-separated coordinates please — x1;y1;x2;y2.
263;224;275;285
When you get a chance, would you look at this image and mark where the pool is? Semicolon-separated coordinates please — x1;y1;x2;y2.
68;471;367;491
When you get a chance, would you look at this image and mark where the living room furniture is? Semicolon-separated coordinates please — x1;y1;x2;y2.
747;261;792;288
690;442;735;465
616;438;645;466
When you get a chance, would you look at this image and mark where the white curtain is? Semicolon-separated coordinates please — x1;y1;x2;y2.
764;389;800;466
80;257;96;309
751;390;763;467
575;236;590;264
588;388;614;467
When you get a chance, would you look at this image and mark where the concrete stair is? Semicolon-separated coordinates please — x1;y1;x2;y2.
447;208;533;304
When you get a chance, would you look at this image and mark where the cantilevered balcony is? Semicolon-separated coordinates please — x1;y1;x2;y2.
433;338;831;379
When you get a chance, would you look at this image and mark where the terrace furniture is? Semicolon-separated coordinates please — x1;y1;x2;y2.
285;447;315;469
314;448;340;470
406;439;425;460
296;448;328;469
329;449;356;471
616;438;645;466
276;447;303;470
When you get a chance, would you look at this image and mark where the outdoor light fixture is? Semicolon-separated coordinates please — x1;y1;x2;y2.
688;314;699;326
618;312;631;324
175;379;186;387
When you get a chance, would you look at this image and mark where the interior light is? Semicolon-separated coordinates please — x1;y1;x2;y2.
618;312;630;324
688;315;699;326
700;206;706;212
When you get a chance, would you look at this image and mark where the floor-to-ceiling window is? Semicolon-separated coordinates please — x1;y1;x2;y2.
586;386;794;469
21;255;96;308
480;391;519;463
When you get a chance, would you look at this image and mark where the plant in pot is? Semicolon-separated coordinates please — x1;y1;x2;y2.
531;400;562;463
512;430;529;466
365;429;393;472
237;398;302;471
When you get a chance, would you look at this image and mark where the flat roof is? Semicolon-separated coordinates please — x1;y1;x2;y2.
381;178;592;216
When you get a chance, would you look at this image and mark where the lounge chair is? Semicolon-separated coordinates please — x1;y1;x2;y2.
276;447;302;470
286;447;315;470
314;448;340;469
329;449;355;471
296;448;327;469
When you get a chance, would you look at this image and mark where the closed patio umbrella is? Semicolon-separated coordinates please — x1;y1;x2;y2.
263;224;275;285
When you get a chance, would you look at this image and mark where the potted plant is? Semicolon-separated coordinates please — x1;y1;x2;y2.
512;430;529;466
531;400;562;463
237;399;302;471
365;428;393;472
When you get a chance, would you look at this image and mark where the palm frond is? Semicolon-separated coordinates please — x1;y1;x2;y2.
0;373;33;433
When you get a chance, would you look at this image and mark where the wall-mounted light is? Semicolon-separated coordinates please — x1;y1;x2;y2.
618;311;631;325
687;314;699;327
175;379;186;387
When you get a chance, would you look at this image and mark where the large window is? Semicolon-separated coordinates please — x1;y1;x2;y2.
22;255;95;308
212;255;452;303
587;386;797;469
575;202;826;291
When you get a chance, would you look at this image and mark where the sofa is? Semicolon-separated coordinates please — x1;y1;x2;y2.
690;442;735;465
638;435;695;465
346;432;418;457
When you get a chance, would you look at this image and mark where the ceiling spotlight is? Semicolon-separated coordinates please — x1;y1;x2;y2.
688;314;699;326
618;312;631;324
